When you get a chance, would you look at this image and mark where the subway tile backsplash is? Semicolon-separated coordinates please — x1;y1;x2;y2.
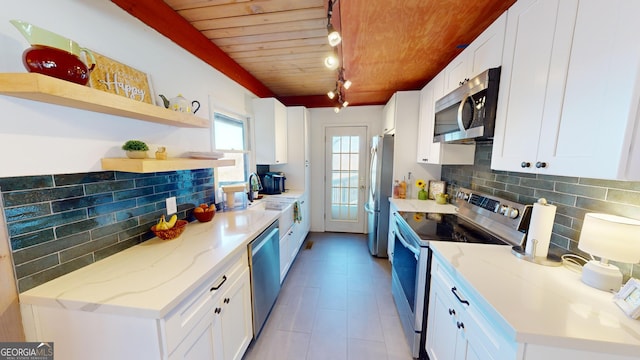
442;143;640;280
1;169;215;292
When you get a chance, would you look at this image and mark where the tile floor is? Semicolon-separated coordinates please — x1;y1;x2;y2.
242;232;413;360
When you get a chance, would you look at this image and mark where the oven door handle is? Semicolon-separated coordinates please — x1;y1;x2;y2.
396;229;420;259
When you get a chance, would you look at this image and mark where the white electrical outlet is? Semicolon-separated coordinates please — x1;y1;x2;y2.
166;197;177;215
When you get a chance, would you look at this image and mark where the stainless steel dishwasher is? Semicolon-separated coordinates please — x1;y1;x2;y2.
248;219;280;338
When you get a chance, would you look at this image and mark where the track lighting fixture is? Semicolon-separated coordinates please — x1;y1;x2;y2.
326;0;349;112
327;67;351;111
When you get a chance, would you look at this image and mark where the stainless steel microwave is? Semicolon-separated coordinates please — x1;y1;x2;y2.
433;67;501;143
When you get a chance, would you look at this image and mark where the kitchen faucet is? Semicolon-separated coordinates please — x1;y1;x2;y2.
247;173;262;202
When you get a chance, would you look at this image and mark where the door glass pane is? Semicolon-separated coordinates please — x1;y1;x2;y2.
329;135;360;222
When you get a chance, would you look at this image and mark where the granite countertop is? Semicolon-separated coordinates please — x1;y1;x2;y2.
19;205;282;319
389;197;458;214
430;242;640;357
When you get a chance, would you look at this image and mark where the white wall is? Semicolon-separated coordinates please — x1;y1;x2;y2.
308;106;384;232
390;92;442;199
0;0;256;177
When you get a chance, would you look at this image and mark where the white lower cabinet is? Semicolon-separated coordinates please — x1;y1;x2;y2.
277;198;307;283
20;251;253;360
426;256;515;360
426;253;640;360
169;266;251;360
164;252;253;360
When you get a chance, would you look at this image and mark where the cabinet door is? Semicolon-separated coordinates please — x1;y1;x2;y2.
417;80;436;163
273;102;288;164
466;12;506;79
442;12;506;95
537;0;640;179
491;0;578;173
383;93;396;134
443;52;469;95
218;269;253;360
425;280;460;360
279;232;290;283
253;98;288;165
169;311;218;360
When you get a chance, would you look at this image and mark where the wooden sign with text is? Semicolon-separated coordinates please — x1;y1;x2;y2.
88;51;154;104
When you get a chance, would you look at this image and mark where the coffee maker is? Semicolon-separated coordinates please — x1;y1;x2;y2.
257;165;286;194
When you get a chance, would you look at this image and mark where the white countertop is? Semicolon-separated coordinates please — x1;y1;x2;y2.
430;242;640;356
389;197;458;214
19;206;281;319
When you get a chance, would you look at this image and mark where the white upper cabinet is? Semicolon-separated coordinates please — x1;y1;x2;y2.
442;12;507;95
492;0;640;180
382;94;397;134
253;97;288;165
416;72;475;165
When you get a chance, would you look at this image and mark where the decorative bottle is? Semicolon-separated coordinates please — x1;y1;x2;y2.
393;180;400;198
398;180;407;199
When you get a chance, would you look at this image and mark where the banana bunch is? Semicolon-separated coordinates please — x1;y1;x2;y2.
156;214;178;230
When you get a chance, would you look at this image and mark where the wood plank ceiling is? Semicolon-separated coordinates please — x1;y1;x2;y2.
112;0;515;108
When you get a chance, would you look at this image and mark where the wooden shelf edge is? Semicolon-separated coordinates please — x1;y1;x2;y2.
0;73;209;128
101;158;235;173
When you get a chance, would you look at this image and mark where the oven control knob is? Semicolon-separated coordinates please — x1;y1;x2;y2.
499;205;509;215
508;208;519;219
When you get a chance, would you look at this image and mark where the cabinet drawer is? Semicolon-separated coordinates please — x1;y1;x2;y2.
164;252;247;354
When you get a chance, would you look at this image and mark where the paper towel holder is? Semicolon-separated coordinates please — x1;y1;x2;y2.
512;241;562;266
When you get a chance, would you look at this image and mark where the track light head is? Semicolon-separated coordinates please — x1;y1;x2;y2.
324;54;339;70
327;24;342;47
343;79;352;89
327;90;336;99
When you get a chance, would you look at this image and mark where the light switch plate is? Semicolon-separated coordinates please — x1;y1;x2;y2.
166;197;177;215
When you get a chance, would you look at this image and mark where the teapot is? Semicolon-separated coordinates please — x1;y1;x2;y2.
435;193;450;205
159;94;200;114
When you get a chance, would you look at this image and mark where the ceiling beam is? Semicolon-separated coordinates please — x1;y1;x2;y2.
111;0;275;99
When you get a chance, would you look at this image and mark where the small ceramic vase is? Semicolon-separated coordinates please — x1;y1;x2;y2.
126;151;147;159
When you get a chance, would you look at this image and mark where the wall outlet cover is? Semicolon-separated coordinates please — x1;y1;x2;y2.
166;197;177;215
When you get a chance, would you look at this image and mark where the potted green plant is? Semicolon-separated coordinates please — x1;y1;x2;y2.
122;140;149;159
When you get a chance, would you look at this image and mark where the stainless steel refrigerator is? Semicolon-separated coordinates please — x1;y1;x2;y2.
365;134;394;257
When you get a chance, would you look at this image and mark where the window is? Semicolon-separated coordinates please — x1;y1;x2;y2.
213;112;249;184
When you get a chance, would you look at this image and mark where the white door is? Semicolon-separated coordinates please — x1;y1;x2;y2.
324;126;367;233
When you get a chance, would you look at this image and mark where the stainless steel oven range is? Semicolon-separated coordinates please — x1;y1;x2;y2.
390;188;532;359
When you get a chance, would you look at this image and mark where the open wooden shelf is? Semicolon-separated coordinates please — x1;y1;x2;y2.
101;158;235;173
0;73;209;128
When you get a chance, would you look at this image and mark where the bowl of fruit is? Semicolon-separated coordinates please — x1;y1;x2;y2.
151;214;187;240
193;203;216;222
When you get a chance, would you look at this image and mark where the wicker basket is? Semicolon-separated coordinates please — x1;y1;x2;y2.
151;220;187;240
193;209;215;222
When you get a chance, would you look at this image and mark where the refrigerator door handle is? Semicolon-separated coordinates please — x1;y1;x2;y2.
364;203;374;213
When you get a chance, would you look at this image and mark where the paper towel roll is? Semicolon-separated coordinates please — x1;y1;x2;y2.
525;201;557;258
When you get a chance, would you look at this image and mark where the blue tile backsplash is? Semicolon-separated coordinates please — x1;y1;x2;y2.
442;143;640;280
1;169;216;292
